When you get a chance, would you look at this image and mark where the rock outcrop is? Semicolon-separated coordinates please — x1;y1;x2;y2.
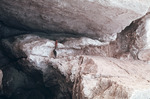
0;0;150;99
0;0;150;41
1;34;150;99
114;13;150;60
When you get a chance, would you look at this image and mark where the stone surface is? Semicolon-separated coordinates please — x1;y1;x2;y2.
114;13;150;60
2;34;150;99
0;49;10;68
0;0;150;41
0;70;3;90
0;1;150;98
134;13;150;61
2;63;54;99
0;22;28;39
76;56;150;99
2;66;29;97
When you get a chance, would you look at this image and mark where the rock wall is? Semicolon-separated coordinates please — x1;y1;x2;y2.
1;34;150;99
0;0;150;41
115;13;150;60
0;0;150;99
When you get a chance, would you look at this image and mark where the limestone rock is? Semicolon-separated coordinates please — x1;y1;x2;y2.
1;34;110;59
1;0;150;98
2;34;150;99
110;13;150;60
74;56;150;99
0;0;150;41
134;13;150;61
0;70;3;89
138;49;150;61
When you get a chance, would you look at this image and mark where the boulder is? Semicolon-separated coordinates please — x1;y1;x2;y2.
0;0;150;41
2;34;150;99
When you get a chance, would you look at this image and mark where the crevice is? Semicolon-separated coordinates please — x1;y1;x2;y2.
110;61;130;75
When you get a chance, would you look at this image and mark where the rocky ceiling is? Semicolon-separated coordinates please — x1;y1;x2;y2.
0;0;150;99
0;0;150;41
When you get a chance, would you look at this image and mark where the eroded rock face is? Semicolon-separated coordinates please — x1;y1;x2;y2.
0;0;150;41
75;56;150;99
2;34;150;99
114;13;150;61
0;1;150;99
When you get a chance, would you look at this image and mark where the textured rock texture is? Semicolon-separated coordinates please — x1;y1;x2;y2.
0;70;3;89
2;34;150;99
114;13;150;60
0;0;150;41
2;64;53;99
0;0;150;99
